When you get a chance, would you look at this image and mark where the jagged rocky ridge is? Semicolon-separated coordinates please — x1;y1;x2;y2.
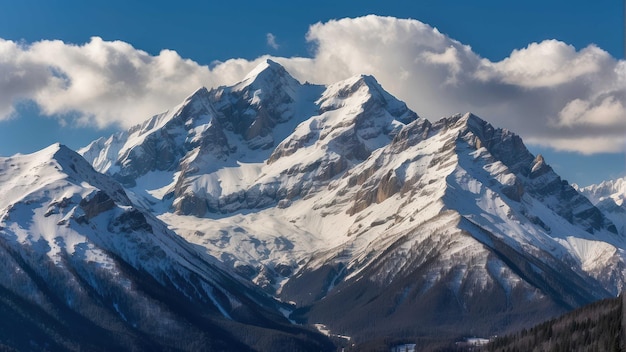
0;143;331;351
77;59;626;344
81;61;417;217
575;177;626;238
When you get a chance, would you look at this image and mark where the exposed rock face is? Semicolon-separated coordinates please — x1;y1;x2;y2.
210;59;301;148
173;192;209;217
79;191;115;221
109;208;153;233
501;177;524;202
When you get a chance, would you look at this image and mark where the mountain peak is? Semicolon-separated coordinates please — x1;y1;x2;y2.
0;142;131;212
185;86;210;102
438;112;518;149
243;58;283;79
346;74;380;88
25;142;77;168
342;74;391;100
235;58;299;92
37;141;64;155
331;74;384;95
438;112;484;129
317;74;418;125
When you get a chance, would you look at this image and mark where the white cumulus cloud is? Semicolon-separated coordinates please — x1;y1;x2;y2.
0;15;624;154
0;37;214;128
266;33;279;50
283;15;626;154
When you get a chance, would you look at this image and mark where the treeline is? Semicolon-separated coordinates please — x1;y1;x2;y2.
484;294;623;352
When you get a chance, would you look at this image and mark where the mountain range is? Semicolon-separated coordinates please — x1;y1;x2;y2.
0;59;623;350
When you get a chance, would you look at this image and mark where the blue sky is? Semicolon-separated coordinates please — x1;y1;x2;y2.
0;0;623;186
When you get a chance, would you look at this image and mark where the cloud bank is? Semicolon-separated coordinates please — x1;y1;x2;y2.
0;37;213;128
0;15;624;154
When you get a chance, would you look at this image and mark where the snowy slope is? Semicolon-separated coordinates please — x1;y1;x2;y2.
576;177;626;237
0;144;331;351
576;177;626;207
78;60;624;344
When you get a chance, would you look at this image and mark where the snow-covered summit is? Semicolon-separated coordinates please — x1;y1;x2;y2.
316;74;415;124
1;143;129;211
576;176;626;207
234;58;300;95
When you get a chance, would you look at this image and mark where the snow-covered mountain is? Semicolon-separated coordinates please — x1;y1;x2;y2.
74;59;626;346
576;177;626;238
0;143;331;351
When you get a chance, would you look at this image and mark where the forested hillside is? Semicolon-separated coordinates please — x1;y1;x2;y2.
485;294;625;352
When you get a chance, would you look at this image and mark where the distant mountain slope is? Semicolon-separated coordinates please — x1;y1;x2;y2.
576;177;626;237
0;144;331;351
78;60;624;345
576;177;626;207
